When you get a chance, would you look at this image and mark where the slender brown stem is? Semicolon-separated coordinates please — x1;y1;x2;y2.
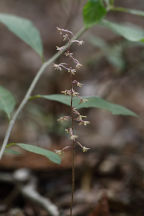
70;139;75;216
70;74;75;216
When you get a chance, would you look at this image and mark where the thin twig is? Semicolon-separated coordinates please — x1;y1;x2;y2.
0;26;86;159
21;183;59;216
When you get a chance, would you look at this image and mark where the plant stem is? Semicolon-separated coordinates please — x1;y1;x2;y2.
0;26;86;159
110;0;114;6
70;139;75;216
70;74;75;216
110;6;144;17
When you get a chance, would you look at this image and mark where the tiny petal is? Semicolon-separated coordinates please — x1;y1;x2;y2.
55;149;63;155
71;89;79;96
65;128;69;133
54;64;62;71
78;40;84;45
73;80;83;87
70;135;78;141
73;91;79;97
65;51;73;57
56;27;61;31
57;116;70;122
79;98;88;104
56;27;73;36
76;63;82;69
83;98;88;103
63;34;69;41
61;90;67;95
65;128;72;134
72;40;84;46
56;46;65;51
72;108;80;116
79;120;90;126
82;146;90;152
61;89;71;96
68;69;76;75
83;121;90;126
76;115;87;122
77;82;83;87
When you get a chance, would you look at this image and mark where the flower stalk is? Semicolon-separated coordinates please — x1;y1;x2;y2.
55;27;90;216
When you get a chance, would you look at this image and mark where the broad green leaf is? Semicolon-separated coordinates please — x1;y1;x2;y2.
0;86;16;119
0;14;43;58
88;35;125;70
76;97;137;117
5;149;21;155
107;45;125;70
35;94;72;106
101;20;144;42
83;0;107;27
33;94;137;117
16;143;61;164
88;35;107;49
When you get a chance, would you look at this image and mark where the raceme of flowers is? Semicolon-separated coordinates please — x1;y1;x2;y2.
54;27;90;155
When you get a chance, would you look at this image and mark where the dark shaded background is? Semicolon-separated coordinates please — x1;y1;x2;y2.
0;0;144;215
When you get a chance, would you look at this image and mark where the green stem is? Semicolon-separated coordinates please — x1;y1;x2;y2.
110;6;144;17
0;26;87;159
110;0;114;5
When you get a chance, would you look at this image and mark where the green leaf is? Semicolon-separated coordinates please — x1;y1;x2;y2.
107;45;125;70
101;20;144;42
16;143;61;164
35;94;72;106
83;0;107;27
5;149;21;155
33;94;137;117
76;97;138;117
0;86;16;119
88;35;107;49
110;0;114;5
0;13;43;58
88;35;125;70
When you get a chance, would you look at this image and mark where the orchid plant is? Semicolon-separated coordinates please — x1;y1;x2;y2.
0;0;144;214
